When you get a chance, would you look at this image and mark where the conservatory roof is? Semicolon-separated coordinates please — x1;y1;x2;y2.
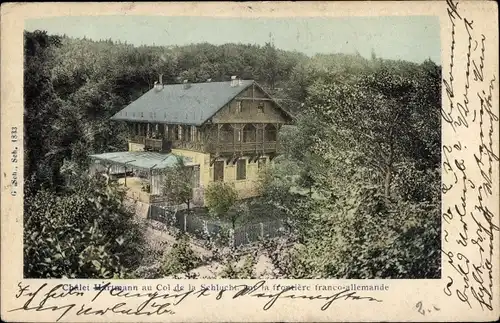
89;151;196;170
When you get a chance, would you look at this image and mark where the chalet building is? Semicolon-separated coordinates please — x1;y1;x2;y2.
89;76;293;206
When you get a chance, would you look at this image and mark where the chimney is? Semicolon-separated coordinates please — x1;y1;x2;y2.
154;81;163;92
154;74;164;91
230;75;238;87
183;79;191;89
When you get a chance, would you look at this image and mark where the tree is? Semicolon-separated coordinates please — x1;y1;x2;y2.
161;157;195;210
261;59;441;279
24;30;63;190
24;173;145;278
281;185;440;279
261;42;279;91
257;157;302;209
205;182;238;229
305;66;416;199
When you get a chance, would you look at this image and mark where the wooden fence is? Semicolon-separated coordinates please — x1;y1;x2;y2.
148;205;286;247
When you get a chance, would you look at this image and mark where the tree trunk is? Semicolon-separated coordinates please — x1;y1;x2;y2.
384;167;392;198
384;140;394;199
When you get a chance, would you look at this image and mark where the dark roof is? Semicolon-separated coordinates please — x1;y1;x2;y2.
111;80;257;126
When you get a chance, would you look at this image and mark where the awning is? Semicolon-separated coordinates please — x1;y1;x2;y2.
89;151;197;172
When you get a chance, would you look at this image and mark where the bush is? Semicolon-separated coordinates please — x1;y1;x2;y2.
161;233;201;276
284;185;441;279
205;181;238;228
219;254;256;279
257;158;302;209
393;162;440;203
24;174;145;278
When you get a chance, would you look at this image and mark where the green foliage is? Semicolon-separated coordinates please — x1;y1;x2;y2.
24;174;145;278
257;157;302;208
205;182;238;227
219;254;256;279
263;58;441;279
161;234;201;276
280;187;440;279
161;157;194;209
24;30;442;280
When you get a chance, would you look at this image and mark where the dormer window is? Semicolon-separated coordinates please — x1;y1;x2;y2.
236;101;242;113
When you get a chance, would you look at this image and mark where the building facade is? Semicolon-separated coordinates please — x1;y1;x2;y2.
107;76;293;205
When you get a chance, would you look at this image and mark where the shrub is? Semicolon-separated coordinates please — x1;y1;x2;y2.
219;254;256;279
284;185;441;279
24;174;145;278
161;233;201;276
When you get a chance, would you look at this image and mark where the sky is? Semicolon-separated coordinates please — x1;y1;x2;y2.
25;15;441;64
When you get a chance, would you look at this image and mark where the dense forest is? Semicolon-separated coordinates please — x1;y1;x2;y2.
24;30;441;279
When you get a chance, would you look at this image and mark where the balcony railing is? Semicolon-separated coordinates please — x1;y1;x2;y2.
209;141;279;155
129;136;280;155
130;135;145;144
129;136;165;151
145;138;163;151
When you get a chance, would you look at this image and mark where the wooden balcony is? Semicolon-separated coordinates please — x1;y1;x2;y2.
207;141;279;155
129;136;280;155
130;135;146;144
129;136;167;152
145;138;163;151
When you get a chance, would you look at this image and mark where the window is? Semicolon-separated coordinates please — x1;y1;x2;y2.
214;161;224;182
236;101;242;113
152;124;159;138
183;126;191;141
265;124;277;142
140;112;144;118
236;159;246;180
236;129;242;142
242;124;256;143
257;103;264;113
192;166;200;188
191;126;197;142
178;125;183;141
220;124;233;143
172;125;179;140
258;157;267;169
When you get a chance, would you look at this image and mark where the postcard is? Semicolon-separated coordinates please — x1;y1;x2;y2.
1;1;499;322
